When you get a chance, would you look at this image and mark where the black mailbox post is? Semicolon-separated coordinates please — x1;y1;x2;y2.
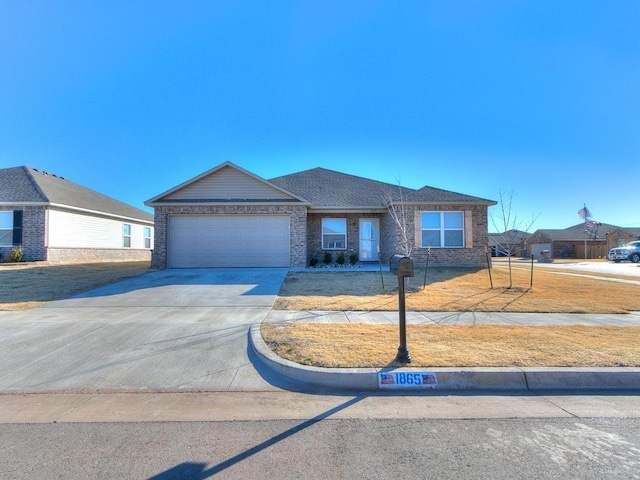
390;255;414;363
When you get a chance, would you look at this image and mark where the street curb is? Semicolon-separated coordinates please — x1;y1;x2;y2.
250;323;378;391
249;325;640;392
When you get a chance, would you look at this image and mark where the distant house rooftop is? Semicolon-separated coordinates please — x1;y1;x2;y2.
0;166;152;222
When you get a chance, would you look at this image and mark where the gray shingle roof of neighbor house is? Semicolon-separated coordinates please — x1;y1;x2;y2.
488;229;531;246
531;223;621;241
609;227;640;238
0;166;153;223
268;167;496;208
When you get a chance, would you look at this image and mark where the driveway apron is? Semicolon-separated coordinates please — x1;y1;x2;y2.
0;268;289;393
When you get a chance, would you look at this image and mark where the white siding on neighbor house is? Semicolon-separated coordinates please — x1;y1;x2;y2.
48;209;153;249
164;165;294;201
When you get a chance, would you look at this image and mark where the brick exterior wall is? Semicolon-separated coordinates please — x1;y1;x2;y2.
307;206;489;267
0;206;47;262
407;205;489;267
380;211;397;265
607;229;640;250
306;213;385;265
151;205;308;269
22;207;47;261
380;205;489;267
151;204;490;269
556;241;607;259
47;248;151;263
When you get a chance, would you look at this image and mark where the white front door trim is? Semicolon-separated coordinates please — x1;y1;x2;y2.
359;218;380;262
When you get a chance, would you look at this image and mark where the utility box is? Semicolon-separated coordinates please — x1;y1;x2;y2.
390;254;414;278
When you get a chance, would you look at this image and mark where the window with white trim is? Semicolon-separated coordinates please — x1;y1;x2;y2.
0;212;12;246
144;227;151;249
322;218;347;250
420;211;464;248
123;224;132;248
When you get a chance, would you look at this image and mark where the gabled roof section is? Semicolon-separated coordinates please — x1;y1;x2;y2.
269;167;496;209
0;166;153;222
529;223;621;242
488;229;531;246
269;167;401;208
0;166;48;203
607;227;640;238
146;162;308;206
404;185;496;206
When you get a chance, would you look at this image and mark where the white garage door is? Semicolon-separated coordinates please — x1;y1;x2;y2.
168;215;290;268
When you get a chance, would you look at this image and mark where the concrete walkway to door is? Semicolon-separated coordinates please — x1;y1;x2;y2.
0;268;292;394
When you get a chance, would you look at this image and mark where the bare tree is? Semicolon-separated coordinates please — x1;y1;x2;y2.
490;189;540;288
386;181;413;257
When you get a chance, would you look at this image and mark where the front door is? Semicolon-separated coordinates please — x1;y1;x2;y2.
359;218;380;261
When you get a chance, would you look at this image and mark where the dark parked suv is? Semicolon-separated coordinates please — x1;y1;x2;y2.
608;241;640;263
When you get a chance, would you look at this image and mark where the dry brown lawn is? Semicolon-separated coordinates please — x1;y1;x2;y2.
262;323;640;368
0;261;153;310
269;263;640;367
274;264;640;314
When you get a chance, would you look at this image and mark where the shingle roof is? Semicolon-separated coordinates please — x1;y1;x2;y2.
488;229;531;246
533;223;620;241
269;168;400;207
269;167;495;208
609;227;640;238
0;166;153;222
405;185;495;205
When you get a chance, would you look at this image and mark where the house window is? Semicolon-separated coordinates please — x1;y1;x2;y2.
0;212;12;246
322;218;347;250
123;224;131;248
144;227;151;249
420;211;464;248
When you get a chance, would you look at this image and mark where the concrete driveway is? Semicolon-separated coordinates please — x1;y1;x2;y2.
0;268;290;393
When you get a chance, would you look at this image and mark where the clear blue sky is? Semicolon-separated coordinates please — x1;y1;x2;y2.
1;1;638;231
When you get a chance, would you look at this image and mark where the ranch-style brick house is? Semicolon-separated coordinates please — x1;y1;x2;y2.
0;166;154;263
146;162;496;269
525;222;620;260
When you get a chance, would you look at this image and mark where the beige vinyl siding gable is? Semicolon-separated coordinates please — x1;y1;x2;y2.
164;165;295;201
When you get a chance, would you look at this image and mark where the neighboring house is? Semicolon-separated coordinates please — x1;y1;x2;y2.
0;166;154;263
145;162;496;269
606;227;640;250
526;222;619;260
488;229;530;257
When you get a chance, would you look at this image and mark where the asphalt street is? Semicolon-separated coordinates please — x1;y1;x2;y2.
2;416;639;479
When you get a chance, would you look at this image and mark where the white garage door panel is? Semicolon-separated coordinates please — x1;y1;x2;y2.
531;243;552;258
169;215;290;268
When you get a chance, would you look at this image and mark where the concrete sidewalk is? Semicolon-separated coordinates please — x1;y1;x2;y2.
252;310;640;393
265;310;640;326
3;391;640;423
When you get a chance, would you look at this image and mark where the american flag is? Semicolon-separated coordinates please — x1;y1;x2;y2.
578;205;591;220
